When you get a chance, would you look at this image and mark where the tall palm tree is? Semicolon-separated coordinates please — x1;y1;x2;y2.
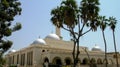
98;16;108;67
108;17;119;67
51;1;79;67
51;0;100;67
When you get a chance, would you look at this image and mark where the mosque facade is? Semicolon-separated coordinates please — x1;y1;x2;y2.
5;27;120;67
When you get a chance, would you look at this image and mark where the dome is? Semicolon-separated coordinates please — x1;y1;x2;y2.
32;38;46;45
46;33;60;40
9;49;16;53
92;45;101;51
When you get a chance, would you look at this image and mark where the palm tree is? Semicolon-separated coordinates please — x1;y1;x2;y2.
108;17;119;67
51;1;79;67
98;16;108;67
51;0;100;67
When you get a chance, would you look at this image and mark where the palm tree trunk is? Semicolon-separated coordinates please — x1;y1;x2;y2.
83;48;91;67
112;31;119;67
76;40;80;66
73;41;76;67
102;30;108;67
84;48;90;62
72;39;80;67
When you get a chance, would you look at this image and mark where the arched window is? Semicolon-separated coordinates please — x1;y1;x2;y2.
82;58;89;65
90;58;96;64
44;57;49;63
103;59;108;64
52;57;62;65
43;57;49;67
97;58;103;64
64;57;72;65
108;59;114;64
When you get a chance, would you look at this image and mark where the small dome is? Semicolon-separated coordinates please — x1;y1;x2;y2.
46;33;60;40
32;38;46;45
92;45;101;51
9;49;16;53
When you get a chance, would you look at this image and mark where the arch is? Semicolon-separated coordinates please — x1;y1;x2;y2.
82;58;89;65
103;59;108;64
97;58;103;64
44;57;49;63
52;57;62;65
78;58;81;64
108;59;114;64
90;58;96;64
64;57;72;65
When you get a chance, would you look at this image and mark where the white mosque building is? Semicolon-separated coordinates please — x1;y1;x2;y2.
5;27;117;67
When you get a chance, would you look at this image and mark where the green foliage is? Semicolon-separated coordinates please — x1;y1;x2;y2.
51;0;100;35
108;17;119;67
80;0;100;20
108;16;117;31
80;0;100;31
2;40;13;51
0;0;22;22
0;0;22;66
97;16;108;31
12;23;22;32
97;16;118;67
51;0;117;67
51;0;78;28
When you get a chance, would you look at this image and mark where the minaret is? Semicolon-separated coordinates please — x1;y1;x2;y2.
56;26;60;37
56;26;62;39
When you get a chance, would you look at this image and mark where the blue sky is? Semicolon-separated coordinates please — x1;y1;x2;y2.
8;0;120;52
